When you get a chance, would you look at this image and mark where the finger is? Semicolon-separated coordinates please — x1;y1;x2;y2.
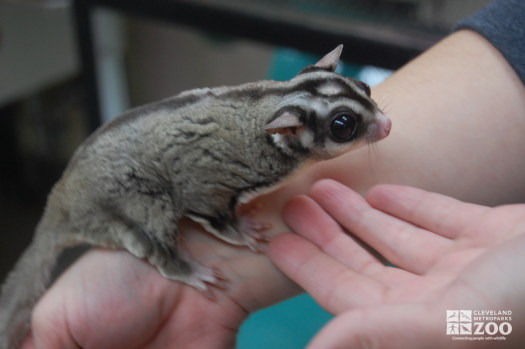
283;195;384;275
309;179;452;274
268;233;387;314
367;184;490;239
307;304;443;349
31;301;81;349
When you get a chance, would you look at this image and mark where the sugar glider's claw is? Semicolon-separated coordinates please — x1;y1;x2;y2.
241;226;270;253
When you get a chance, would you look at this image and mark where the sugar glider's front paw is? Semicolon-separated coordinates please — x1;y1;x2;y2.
236;202;272;252
237;218;271;252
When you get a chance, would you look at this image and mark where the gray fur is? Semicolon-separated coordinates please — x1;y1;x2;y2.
0;45;391;349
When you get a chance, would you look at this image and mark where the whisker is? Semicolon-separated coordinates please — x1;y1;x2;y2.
366;142;379;180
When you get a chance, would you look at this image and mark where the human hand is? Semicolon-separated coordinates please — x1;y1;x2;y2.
269;179;525;348
21;219;299;349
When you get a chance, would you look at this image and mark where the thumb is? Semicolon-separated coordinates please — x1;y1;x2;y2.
307;304;444;349
29;296;80;349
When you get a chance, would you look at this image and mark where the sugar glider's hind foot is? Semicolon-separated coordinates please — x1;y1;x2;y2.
153;250;227;297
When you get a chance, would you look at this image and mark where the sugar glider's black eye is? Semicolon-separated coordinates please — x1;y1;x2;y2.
330;113;359;142
358;81;371;97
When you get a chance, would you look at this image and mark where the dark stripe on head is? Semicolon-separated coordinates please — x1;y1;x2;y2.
297;65;334;75
289;75;375;112
221;76;373;113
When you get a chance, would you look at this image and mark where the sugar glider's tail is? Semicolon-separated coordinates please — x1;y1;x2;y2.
0;215;69;349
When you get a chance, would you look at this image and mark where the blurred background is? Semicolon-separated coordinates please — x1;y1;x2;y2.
0;0;489;347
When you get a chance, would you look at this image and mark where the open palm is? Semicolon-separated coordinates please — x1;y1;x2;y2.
269;179;525;348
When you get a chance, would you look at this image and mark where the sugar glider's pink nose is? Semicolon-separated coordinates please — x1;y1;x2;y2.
368;112;391;142
380;116;392;139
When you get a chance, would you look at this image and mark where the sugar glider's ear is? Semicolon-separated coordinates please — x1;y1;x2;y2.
313;44;343;72
264;109;304;136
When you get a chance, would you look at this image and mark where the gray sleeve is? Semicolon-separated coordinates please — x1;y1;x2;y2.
455;0;525;85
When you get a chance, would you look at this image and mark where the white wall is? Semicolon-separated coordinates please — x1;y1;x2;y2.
125;17;274;107
0;3;78;106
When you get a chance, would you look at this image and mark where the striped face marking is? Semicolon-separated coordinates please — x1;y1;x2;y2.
265;68;390;159
315;81;345;96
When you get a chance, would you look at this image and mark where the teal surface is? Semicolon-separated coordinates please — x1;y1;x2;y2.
237;294;333;348
267;47;362;81
267;46;391;85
